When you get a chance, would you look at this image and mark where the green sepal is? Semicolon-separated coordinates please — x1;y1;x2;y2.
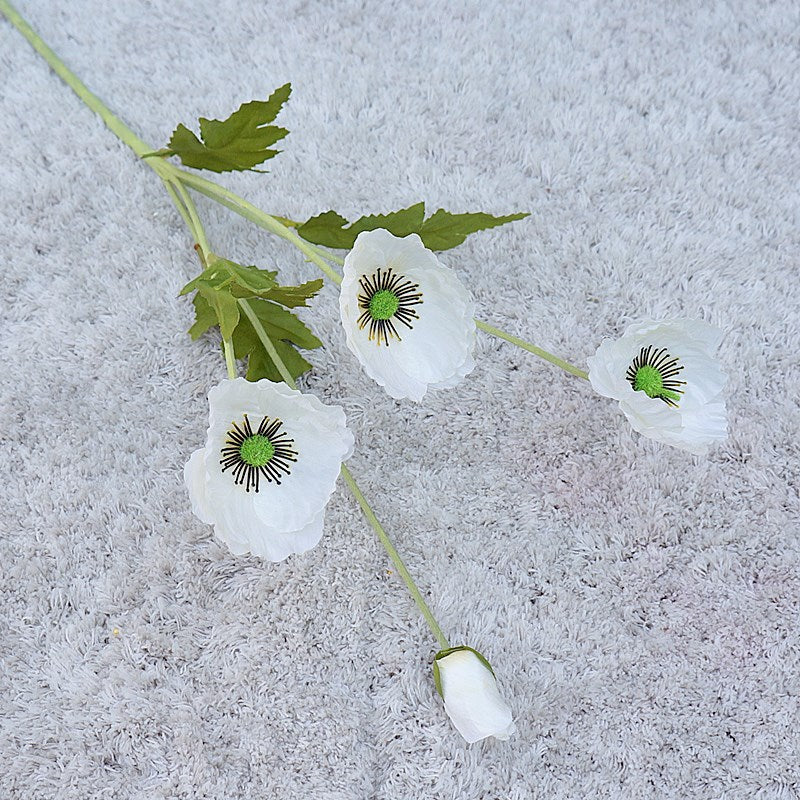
432;646;496;699
296;202;528;251
166;83;291;173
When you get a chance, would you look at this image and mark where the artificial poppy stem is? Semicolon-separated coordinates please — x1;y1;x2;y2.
239;295;451;650
474;320;589;379
2;1;588;383
154;156;451;652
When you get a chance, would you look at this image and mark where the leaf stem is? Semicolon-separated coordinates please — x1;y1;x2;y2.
168;168;344;286
172;179;211;257
239;296;450;650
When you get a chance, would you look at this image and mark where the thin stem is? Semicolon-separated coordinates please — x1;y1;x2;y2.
172;180;211;257
239;295;450;650
340;465;450;650
222;338;237;379
0;0;152;158
160;179;196;238
475;319;589;379
239;299;295;386
169;168;344;286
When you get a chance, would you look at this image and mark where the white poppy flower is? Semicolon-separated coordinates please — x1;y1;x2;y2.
587;318;727;455
433;647;515;743
339;229;476;401
184;378;354;561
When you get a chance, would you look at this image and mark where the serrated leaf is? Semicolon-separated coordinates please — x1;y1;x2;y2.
180;258;278;299
197;283;239;341
296;202;528;251
188;293;216;340
245;339;313;383
221;260;278;294
418;209;529;250
232;298;322;384
294;210;352;248
253;300;322;350
296;204;425;249
263;278;324;308
166;84;291;173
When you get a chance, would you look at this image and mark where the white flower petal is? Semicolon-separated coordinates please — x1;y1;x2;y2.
340;229;476;401
437;649;515;743
588;318;728;454
183;448;215;525
184;378;353;561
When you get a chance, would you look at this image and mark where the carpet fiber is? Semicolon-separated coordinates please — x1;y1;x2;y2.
2;1;799;798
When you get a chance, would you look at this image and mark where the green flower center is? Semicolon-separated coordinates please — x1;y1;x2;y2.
220;414;298;492
368;289;400;320
626;345;686;407
357;267;423;346
239;434;275;467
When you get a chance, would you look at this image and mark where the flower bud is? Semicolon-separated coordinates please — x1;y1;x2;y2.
433;646;515;743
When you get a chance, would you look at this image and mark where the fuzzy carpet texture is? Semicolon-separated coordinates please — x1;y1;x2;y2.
1;1;799;798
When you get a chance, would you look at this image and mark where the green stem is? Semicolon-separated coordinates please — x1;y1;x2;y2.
171;169;344;286
172;179;211;256
475;319;589;379
340;465;450;650
222;337;237;379
0;0;153;160
239;295;450;650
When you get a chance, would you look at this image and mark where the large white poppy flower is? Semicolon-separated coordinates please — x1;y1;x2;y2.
339;229;476;401
184;378;354;561
433;647;515;743
587;319;727;455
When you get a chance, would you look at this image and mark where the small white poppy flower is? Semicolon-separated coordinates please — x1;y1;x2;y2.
433;646;515;743
339;229;476;401
587;318;727;455
184;378;354;561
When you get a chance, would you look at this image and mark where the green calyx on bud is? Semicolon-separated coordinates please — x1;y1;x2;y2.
432;645;496;698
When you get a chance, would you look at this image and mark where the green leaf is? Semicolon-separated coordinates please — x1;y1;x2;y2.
294;210;352;249
418;209;529;250
188;293;216;340
179;258;278;299
296;202;528;251
166;83;291;173
232;298;321;383
196;283;239;341
244;338;313;383
221;260;278;295
263;278;324;308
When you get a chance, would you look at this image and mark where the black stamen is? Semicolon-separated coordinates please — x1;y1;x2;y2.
356;267;424;347
219;414;298;493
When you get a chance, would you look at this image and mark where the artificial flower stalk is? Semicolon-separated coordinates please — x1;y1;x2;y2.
0;0;584;384
238;278;516;740
2;0;516;738
169;171;452;647
237;274;450;649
